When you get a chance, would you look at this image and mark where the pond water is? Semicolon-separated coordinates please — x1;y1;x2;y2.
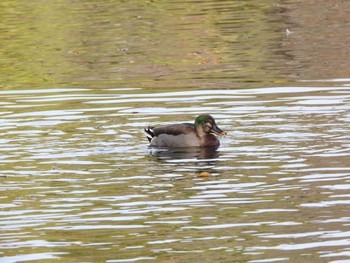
1;1;350;263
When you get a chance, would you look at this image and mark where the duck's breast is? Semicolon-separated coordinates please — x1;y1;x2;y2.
201;135;220;147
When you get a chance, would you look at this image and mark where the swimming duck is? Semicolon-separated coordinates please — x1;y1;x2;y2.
144;114;225;147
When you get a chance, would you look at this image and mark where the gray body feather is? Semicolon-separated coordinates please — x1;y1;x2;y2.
145;123;219;147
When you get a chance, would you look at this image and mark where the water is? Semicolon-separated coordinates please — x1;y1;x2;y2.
1;1;350;262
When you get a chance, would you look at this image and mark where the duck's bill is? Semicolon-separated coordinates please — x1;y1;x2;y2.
211;125;226;136
218;131;226;136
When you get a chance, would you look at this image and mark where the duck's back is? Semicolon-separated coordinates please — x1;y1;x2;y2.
152;123;194;136
151;123;200;147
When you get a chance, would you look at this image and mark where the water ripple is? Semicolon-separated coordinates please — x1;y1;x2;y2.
1;85;350;262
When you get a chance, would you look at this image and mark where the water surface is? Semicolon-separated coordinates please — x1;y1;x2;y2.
1;0;350;262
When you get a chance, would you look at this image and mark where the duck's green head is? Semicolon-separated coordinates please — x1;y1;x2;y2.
195;114;225;136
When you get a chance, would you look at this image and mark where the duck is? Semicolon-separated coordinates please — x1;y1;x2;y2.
144;114;225;147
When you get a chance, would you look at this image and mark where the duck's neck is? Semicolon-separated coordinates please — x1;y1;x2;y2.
195;126;207;138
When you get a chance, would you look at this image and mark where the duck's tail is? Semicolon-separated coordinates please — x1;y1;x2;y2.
144;126;154;143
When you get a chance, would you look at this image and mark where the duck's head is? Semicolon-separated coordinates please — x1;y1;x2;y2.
194;114;226;136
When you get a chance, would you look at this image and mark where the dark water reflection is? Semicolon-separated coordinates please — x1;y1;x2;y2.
147;147;220;177
3;0;350;90
148;147;219;160
1;0;350;263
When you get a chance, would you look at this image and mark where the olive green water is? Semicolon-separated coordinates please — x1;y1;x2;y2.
1;1;350;262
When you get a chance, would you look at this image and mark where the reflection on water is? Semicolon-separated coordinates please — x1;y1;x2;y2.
148;147;219;160
148;147;220;177
1;85;349;262
3;0;350;90
1;0;350;262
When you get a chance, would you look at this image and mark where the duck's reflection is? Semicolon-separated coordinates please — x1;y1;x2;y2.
148;147;219;161
146;147;221;176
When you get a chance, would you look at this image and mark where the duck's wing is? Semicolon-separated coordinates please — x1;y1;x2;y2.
152;123;195;136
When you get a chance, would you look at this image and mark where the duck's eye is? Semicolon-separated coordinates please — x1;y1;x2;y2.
205;122;212;129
